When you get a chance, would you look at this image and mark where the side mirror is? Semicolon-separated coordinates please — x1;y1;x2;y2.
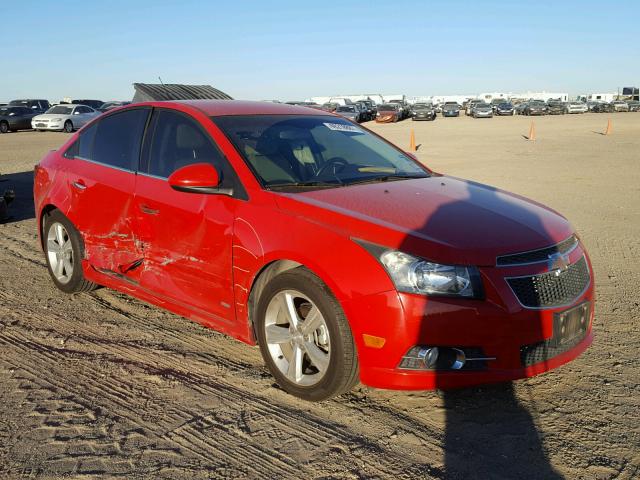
168;162;232;196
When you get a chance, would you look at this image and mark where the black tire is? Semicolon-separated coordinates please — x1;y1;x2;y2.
43;210;97;294
255;268;359;401
0;121;9;133
64;121;73;133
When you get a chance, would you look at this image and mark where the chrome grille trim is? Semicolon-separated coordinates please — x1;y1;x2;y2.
496;234;579;267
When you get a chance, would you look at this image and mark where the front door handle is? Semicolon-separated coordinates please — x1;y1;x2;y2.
140;204;160;215
71;180;86;191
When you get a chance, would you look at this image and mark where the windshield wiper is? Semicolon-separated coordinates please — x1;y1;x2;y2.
346;174;429;186
266;181;340;190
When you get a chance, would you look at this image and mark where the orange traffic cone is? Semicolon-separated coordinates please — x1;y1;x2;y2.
528;121;536;141
604;118;612;135
409;129;416;151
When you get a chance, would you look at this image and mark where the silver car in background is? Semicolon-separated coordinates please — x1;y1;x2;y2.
565;102;588;114
472;102;493;118
32;104;100;132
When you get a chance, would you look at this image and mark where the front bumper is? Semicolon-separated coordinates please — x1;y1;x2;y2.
474;111;493;117
344;246;595;390
496;110;514;115
32;122;63;130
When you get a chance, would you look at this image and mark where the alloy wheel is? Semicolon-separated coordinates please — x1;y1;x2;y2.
46;222;74;284
264;289;331;387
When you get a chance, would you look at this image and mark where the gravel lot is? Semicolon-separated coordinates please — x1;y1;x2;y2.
0;112;638;479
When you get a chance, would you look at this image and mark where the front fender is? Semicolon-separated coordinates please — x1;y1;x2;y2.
232;201;397;340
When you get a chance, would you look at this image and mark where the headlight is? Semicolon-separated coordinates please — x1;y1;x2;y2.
355;240;483;298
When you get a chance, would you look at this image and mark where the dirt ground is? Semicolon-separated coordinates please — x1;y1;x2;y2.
0;112;638;479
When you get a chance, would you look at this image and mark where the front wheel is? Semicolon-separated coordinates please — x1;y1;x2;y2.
43;210;97;293
0;121;9;133
255;268;359;401
64;121;74;133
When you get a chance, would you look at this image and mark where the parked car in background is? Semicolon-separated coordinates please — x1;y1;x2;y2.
524;101;547;116
586;101;600;112
490;98;507;112
546;101;566;115
335;105;361;123
465;99;482;116
0;105;39;133
611;101;629;112
495;102;515;116
354;101;372;121
9;99;51;113
361;100;377;118
376;104;401;123
412;103;437;121
71;99;105;110
441;103;460;117
32;104;100;132
320;103;339;113
627;101;640;112
591;102;613;113
34;100;596;401
388;100;410;119
472;103;493;118
98;101;131;113
0;102;7;107
514;102;528;115
565;102;588;114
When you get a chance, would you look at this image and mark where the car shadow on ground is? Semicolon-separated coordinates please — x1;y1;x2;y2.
398;178;563;479
0;170;35;223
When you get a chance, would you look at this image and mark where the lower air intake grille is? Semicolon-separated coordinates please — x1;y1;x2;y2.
520;330;587;367
507;256;590;308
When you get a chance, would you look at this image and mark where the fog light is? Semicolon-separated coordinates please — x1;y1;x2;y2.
399;346;472;370
399;346;439;369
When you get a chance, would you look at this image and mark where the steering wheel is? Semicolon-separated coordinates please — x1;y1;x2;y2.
315;157;348;178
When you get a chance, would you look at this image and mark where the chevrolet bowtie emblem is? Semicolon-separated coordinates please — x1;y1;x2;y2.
548;252;570;275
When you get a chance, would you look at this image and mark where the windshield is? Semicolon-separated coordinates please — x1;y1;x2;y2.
212;115;429;190
337;106;356;112
377;104;396;111
414;104;431;109
476;103;490;108
46;106;73;115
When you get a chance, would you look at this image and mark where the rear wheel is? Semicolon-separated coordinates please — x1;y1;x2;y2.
43;210;97;293
255;268;359;401
64;121;73;133
0;121;9;133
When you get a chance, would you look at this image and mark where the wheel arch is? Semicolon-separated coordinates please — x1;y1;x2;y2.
246;259;303;343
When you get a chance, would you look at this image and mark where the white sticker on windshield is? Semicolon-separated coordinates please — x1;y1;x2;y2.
323;122;363;133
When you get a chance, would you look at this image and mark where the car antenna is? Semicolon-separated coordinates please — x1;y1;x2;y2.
158;76;169;100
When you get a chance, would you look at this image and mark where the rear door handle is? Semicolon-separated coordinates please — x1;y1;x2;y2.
71;180;86;191
140;204;160;215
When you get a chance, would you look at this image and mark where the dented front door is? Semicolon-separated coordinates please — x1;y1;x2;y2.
134;173;236;323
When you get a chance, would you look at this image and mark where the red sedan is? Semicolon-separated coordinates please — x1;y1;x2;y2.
34;100;594;401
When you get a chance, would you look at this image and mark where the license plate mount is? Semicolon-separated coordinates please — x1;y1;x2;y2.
553;302;590;346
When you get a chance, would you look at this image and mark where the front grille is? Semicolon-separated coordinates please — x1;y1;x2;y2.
520;329;587;367
497;235;578;266
507;256;590;308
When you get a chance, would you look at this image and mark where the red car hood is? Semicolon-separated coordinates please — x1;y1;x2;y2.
274;176;574;266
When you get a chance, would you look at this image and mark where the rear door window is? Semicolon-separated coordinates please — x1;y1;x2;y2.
91;109;150;170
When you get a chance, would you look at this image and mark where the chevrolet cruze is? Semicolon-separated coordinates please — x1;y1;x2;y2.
34;101;594;401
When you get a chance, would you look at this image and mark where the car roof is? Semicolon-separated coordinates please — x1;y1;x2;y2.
168;100;328;117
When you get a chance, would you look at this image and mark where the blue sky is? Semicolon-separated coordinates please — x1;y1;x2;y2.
1;0;638;102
